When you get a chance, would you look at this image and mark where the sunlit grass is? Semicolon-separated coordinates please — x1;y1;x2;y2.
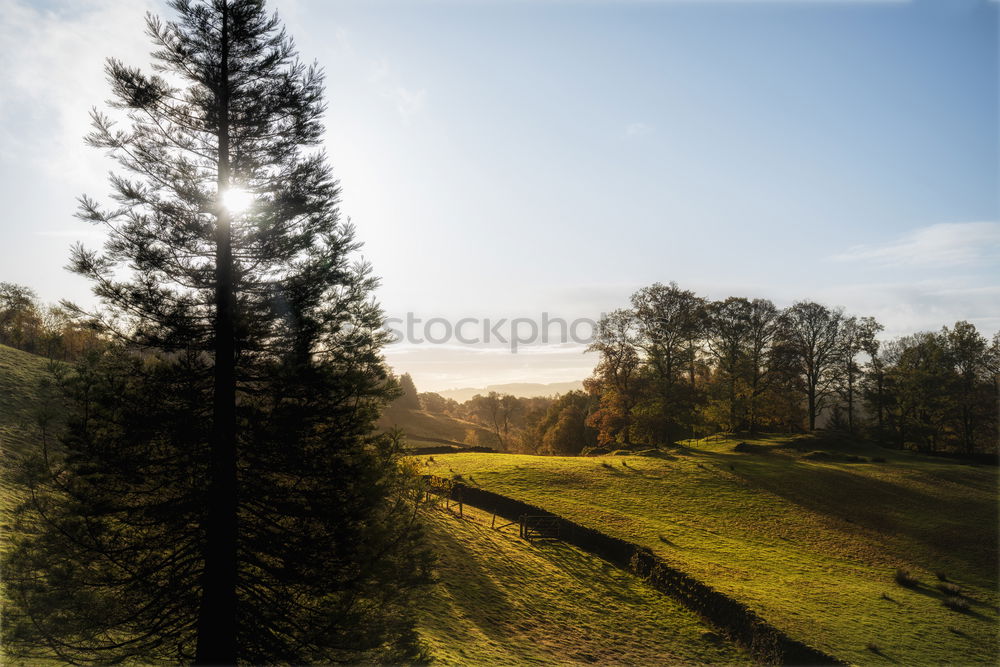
418;504;749;665
416;435;999;665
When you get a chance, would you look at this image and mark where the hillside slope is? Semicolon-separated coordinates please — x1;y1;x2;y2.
419;504;748;665
0;344;57;513
0;343;53;456
378;404;496;449
419;435;999;666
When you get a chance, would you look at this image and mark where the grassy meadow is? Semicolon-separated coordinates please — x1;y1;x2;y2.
419;503;749;665
3;343;997;665
0;344;56;517
416;436;999;665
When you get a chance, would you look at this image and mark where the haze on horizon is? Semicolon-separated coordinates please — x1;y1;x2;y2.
1;0;997;393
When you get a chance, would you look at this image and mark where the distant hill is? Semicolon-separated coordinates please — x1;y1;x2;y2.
377;403;496;449
437;381;583;403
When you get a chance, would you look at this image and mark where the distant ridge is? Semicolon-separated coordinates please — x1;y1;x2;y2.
436;381;583;403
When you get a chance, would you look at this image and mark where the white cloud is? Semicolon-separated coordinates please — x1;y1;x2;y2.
0;0;159;186
625;121;652;137
808;280;1000;338
833;222;1000;268
368;57;427;123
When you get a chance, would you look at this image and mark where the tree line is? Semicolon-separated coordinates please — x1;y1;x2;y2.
410;282;998;456
0;282;103;360
584;282;999;454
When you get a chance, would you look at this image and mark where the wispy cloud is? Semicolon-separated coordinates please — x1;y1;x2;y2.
625;121;652;137
369;59;428;123
833;222;1000;268
328;28;428;124
0;0;157;183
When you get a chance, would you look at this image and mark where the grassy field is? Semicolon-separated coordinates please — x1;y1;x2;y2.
418;435;999;665
0;344;57;512
0;343;53;456
419;503;749;665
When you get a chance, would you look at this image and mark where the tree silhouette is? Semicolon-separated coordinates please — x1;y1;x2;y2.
3;1;429;663
396;372;421;410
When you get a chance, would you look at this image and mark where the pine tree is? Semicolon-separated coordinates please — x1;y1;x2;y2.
3;1;430;663
396;372;421;410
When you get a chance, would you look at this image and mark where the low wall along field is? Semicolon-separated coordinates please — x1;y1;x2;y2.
425;475;844;665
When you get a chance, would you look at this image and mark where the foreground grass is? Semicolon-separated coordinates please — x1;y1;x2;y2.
418;435;999;666
419;504;749;665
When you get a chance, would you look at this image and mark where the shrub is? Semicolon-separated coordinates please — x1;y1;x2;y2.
872;456;886;463
636;449;666;458
943;597;969;613
937;582;962;596
894;568;919;588
866;643;882;655
935;571;949;581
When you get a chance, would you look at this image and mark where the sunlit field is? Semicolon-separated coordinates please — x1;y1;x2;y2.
418;504;748;665
415;436;999;665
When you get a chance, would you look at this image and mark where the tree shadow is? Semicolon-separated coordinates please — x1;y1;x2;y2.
423;516;521;642
694;447;999;582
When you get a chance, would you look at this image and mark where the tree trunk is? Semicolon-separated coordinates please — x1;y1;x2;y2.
807;380;816;431
196;5;239;664
728;373;737;432
846;371;855;434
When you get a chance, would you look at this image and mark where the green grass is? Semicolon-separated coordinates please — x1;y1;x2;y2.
0;343;54;457
0;344;59;516
0;344;62;664
417;434;999;666
419;503;749;665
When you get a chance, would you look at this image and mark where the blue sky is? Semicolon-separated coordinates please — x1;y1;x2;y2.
1;0;997;391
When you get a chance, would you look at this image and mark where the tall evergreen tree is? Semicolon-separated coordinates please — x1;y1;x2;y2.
3;1;429;663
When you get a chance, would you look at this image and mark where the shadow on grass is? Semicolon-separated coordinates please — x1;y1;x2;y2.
693;446;999;582
424;518;520;642
528;539;654;609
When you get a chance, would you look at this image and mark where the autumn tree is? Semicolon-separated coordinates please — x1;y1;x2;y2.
832;316;882;434
630;283;706;443
585;309;642;446
777;302;844;430
536;391;596;455
705;297;752;431
744;298;781;434
943;321;991;453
